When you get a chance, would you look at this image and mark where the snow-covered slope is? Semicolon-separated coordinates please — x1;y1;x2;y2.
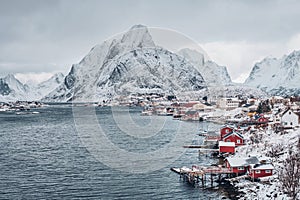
43;25;208;102
178;48;232;86
0;73;65;102
31;73;65;99
176;48;267;98
245;50;300;96
0;74;31;101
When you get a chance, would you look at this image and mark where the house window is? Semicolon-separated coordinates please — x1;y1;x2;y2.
255;170;261;174
238;167;244;170
226;139;231;142
237;139;241;144
290;122;293;125
265;170;271;173
289;112;291;115
225;129;229;133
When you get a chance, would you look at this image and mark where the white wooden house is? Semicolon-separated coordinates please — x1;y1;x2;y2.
281;108;299;128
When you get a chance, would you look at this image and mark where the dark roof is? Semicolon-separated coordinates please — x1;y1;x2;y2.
245;157;260;165
281;107;292;116
223;131;244;139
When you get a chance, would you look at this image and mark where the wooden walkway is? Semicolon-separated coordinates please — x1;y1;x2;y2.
171;166;233;175
171;166;234;187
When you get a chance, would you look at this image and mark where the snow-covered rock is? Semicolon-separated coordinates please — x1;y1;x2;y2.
43;25;208;102
245;50;300;96
31;72;65;99
0;73;64;102
0;74;31;101
178;48;232;86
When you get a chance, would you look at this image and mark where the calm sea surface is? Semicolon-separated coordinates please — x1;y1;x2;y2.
0;105;232;199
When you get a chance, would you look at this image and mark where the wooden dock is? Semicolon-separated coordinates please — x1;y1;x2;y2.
171;165;234;187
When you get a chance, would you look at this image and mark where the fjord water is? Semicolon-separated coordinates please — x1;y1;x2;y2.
0;105;225;199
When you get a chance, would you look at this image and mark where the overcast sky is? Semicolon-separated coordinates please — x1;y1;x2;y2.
1;0;300;83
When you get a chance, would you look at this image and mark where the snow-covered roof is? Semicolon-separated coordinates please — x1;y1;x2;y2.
226;156;260;167
251;164;274;170
219;141;235;147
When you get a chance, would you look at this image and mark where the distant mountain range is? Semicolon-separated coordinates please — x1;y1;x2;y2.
1;25;300;102
244;50;300;96
0;73;64;102
42;25;233;102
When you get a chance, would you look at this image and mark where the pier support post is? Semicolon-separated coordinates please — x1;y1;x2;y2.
210;174;213;187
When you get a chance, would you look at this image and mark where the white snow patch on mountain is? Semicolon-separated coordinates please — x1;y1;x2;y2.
245;50;300;96
0;73;65;102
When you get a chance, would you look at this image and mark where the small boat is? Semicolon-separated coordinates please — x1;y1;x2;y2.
141;110;153;116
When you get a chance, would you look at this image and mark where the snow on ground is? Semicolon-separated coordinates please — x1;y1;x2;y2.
232;127;300;199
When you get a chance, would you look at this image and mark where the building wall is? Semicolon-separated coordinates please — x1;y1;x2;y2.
220;127;233;139
232;166;247;174
225;161;247;174
219;146;235;153
249;169;273;179
217;98;239;110
282;111;299;127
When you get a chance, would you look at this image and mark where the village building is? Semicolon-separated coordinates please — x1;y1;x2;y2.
220;125;234;139
219;141;235;154
257;116;269;123
192;102;214;112
181;101;201;111
181;110;200;121
217;98;240;110
281;108;300;128
248;163;274;179
222;131;244;146
224;156;260;175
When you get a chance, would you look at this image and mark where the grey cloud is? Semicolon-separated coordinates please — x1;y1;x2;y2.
1;0;300;76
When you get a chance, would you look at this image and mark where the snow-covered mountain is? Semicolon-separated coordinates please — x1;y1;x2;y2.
43;25;209;102
32;73;65;99
245;50;300;96
177;48;232;86
0;73;64;102
0;74;31;101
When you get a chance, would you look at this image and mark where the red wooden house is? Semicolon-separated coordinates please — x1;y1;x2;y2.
219;141;235;154
222;131;244;146
225;156;260;175
220;126;234;139
248;164;274;179
257;117;269;123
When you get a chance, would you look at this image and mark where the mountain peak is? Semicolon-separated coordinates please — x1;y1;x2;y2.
5;73;16;80
120;24;155;48
130;24;147;30
244;50;300;95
